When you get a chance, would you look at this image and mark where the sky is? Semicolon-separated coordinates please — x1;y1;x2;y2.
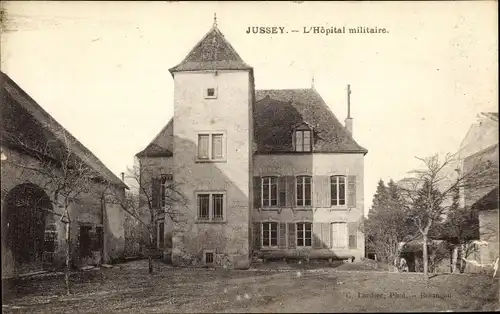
1;1;498;213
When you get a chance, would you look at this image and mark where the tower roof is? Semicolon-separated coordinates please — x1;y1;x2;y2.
169;25;252;74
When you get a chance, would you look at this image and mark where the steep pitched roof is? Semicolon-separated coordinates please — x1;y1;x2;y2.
1;71;127;189
254;88;368;154
136;118;173;158
169;26;252;74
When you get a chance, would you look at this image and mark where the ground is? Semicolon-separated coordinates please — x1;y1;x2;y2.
2;259;499;313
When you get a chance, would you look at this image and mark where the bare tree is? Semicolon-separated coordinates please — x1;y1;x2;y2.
2;120;109;295
105;160;187;273
399;153;497;279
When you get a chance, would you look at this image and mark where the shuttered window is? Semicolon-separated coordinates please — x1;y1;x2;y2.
330;176;346;206
198;135;209;159
296;222;312;247
296;176;312;206
262;177;278;207
262;222;278;247
212;134;224;159
331;222;348;248
197;133;225;161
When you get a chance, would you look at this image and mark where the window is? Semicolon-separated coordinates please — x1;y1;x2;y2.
295;130;312;152
160;174;173;208
196;192;226;221
157;221;165;249
297;222;312;247
204;251;214;264
261;222;278;247
331;222;348;248
296;176;312;206
197;133;225;161
262;177;278;207
330;176;346;206
205;87;217;99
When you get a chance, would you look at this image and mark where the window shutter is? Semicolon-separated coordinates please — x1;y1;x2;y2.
286;176;295;207
287;223;296;249
151;178;160;209
347;175;356;208
321;223;330;248
253;176;261;209
313;175;330;208
253;222;261;250
279;223;287;249
313;223;322;249
348;221;357;249
279;177;287;207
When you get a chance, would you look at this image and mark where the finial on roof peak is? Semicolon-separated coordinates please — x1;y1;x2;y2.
213;12;218;28
311;74;315;89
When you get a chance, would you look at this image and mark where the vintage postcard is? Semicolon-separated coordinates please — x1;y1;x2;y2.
1;1;498;312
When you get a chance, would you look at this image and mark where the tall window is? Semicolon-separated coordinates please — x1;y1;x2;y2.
197;192;225;221
160;174;173;208
296;176;312;206
197;133;225;161
157;221;165;249
262;222;278;247
295;130;312;152
296;222;312;247
262;177;278;207
330;176;346;206
331;222;348;248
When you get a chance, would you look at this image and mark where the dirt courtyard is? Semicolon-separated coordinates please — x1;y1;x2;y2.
2;260;499;313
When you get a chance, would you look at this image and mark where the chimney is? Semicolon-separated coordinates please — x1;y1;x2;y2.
121;172;125;182
345;84;353;136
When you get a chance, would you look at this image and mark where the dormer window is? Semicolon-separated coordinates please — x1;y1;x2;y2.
293;124;312;152
205;87;217;99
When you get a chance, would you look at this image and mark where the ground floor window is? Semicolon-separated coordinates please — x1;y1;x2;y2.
262;222;278;248
296;222;312;247
331;222;348;248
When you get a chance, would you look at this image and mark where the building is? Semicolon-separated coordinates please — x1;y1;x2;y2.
459;112;499;269
136;22;368;268
1;71;128;278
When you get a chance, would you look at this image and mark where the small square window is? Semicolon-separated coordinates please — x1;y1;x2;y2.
205;87;217;99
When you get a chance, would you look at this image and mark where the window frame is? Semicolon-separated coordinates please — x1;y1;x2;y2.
196;132;226;162
261;176;279;208
261;222;279;249
195;191;227;222
204;87;218;99
330;175;347;206
296;176;312;207
296;222;313;247
294;129;312;152
160;174;173;209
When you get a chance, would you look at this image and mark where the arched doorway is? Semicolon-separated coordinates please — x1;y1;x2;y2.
3;183;53;274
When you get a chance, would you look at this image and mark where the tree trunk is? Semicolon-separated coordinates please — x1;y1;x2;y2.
148;231;154;274
459;244;466;273
423;235;429;279
451;246;458;273
65;220;72;295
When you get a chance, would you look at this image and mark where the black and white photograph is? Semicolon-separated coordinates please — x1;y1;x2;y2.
1;1;498;312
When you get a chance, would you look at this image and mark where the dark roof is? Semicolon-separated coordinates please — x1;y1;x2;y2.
136;118;173;158
137;89;368;156
254;88;368;154
471;186;499;211
1;71;128;189
169;26;252;74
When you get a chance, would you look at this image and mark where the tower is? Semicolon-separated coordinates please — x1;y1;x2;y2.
168;19;254;268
